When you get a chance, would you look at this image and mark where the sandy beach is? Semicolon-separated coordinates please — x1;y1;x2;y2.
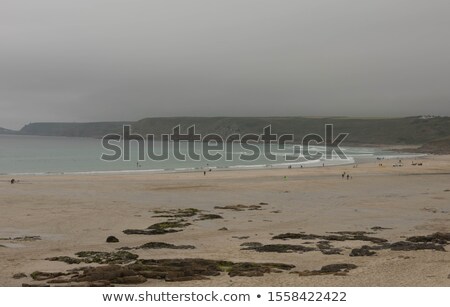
1;155;449;287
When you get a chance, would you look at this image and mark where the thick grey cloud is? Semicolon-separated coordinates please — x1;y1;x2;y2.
1;0;450;129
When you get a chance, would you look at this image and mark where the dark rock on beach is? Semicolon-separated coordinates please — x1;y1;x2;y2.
316;241;343;255
138;242;195;250
45;256;83;264
13;273;27;279
242;244;316;253
240;242;263;248
71;265;147;284
31;271;70;281
272;231;387;244
228;262;294;277
272;233;317;240
123;219;191;236
389;241;446;251
327;231;388;244
406;232;450;244
196;214;223;220
320;264;358;273
350;246;377;257
106;236;119;243
31;257;295;285
147;221;191;230
123;228;181;235
0;236;41;241
296;264;358;277
152;208;200;218
47;251;139;265
214;204;263;211
371;226;392;231
233;236;250;240
75;251;139;264
133;258;294;281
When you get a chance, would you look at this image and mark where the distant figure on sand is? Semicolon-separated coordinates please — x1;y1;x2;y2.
347;174;350;180
203;171;206;176
10;179;16;184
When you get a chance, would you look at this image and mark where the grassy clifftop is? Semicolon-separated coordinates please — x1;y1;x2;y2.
0;127;18;135
416;136;450;154
4;116;450;147
18;122;130;138
132;116;450;145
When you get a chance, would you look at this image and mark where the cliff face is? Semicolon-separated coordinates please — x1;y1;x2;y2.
3;116;450;146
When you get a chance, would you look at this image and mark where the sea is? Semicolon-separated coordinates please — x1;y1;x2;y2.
0;134;425;175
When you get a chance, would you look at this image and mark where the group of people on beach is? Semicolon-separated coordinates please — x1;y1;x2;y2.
341;172;352;180
391;159;424;167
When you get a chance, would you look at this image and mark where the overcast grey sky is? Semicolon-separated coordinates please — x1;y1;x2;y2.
1;0;450;129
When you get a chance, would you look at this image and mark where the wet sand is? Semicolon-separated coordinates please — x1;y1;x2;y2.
0;155;449;286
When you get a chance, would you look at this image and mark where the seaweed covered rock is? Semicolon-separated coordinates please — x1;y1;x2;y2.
75;251;139;264
35;258;295;285
73;265;146;284
47;251;139;265
228;262;294;277
124;220;191;236
147;221;191;230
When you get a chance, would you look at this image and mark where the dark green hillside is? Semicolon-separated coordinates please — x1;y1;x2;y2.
3;116;449;149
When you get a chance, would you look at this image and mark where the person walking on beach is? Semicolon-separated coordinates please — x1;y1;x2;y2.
347;174;350;180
